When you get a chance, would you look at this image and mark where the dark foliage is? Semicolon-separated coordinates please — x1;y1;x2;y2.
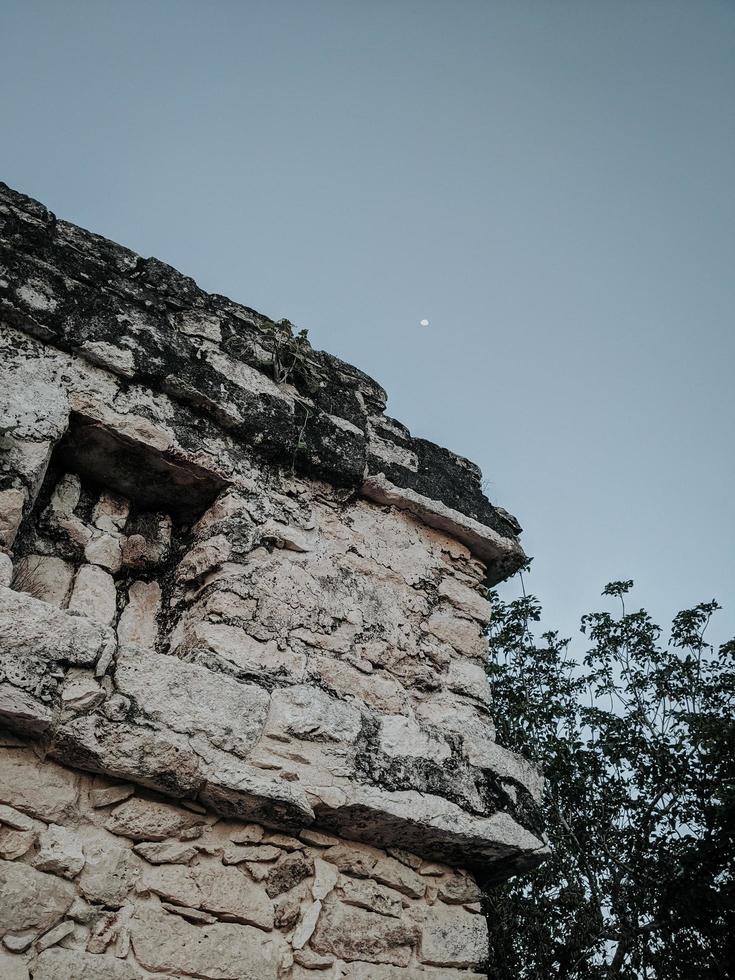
485;575;735;979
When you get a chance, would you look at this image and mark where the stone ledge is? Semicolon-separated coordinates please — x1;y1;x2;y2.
362;475;526;586
0;587;545;876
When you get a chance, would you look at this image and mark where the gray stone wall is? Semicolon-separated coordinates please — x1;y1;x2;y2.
0;183;546;977
0;738;488;979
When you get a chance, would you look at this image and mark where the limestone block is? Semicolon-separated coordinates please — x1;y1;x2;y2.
180;622;306;681
0;647;55;736
114;646;269;760
89;784;135;809
84;534;123;574
133;840;198;864
426;607;485;659
51;715;203;798
3;930;35;952
85;908;119;952
322;843;379;879
291;898;321;948
0;552;11;587
0;487;26;547
199;759;315;829
265;850;314;897
341;964;483;980
0;859;75;937
371;855;427;899
0;586;112;666
261;519;315;553
312;857;339;900
12;555;75;608
120;515;171;570
67;565;117;626
92;492;130;533
387;848;422;870
175;534;231;583
116;580;160;649
32;824;85;879
460;738;544;802
293;946;334;969
193;862;275;929
32;947;142;979
0;827;36;860
130;905;286;978
0;802;35;831
438;873;483;905
419;904;488;968
223;843;281;864
415;690;496;744
35;919;76;951
174;309;223;342
310;898;419;966
308;655;407;714
229;823;265;844
437;575;492;623
54;513;94;549
161;902;216;924
48;473;81;517
60;670;105;713
273;881;310;930
265;684;362;744
79;839;139;907
104;797;204;841
445;659;492;706
0;747;79;822
300;829;342;847
336;874;403;917
379;715;451;763
0;947;30;980
140;864;199;908
261;831;305;850
314;782;546;871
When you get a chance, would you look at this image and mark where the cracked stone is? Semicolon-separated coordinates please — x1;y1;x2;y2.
32;824;85;879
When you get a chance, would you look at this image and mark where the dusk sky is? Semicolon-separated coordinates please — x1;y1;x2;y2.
3;0;733;646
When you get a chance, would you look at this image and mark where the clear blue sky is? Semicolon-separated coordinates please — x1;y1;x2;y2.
3;1;733;647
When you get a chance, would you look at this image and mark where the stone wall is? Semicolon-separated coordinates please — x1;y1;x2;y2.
0;182;547;978
1;737;487;979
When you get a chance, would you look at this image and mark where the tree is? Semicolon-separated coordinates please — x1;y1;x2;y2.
484;575;735;979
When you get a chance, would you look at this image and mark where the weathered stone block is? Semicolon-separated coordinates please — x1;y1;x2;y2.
114;646;269;759
116;580;160;648
12;555;75;608
336;873;404;917
79;839;139;907
130;905;286;978
310;898;419;966
0;747;79;822
0;859;75;936
32;948;142;979
32;824;85;878
419;904;489;968
103;796;203;841
67;565;117;626
194;861;275;929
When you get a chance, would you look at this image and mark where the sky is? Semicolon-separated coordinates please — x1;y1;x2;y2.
2;0;734;648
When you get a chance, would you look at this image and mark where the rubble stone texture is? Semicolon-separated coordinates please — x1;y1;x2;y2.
0;182;547;977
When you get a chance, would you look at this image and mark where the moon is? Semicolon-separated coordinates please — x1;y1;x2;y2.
420;319;429;327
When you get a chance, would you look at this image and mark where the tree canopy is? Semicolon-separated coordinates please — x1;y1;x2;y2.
485;576;734;979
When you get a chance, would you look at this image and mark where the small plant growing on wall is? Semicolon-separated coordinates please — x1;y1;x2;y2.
271;320;310;386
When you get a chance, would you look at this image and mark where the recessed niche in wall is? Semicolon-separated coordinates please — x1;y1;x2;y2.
11;412;228;650
54;412;227;521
